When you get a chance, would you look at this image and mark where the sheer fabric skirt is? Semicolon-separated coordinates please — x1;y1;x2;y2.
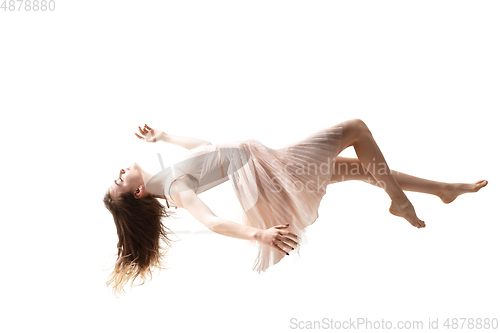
235;124;343;273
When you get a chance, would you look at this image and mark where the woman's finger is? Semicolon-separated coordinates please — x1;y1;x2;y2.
145;124;152;130
271;243;288;256
134;133;143;140
276;239;293;251
138;126;146;135
277;232;298;247
284;231;300;242
276;230;300;246
279;235;298;248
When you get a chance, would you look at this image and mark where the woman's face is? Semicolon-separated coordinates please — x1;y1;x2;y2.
110;162;144;198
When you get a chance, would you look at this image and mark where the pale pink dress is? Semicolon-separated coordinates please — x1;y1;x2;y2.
146;124;343;273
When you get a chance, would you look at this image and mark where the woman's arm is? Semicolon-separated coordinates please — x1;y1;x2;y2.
160;132;212;150
171;179;299;254
172;179;259;241
136;124;212;150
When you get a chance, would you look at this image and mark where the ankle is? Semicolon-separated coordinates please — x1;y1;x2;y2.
392;196;410;207
436;183;451;197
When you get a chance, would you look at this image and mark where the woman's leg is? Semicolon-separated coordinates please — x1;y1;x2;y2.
335;119;426;228
330;156;488;203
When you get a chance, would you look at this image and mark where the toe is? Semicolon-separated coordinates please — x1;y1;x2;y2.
476;180;488;189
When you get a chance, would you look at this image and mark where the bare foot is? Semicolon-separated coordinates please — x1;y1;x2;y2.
439;180;488;204
389;200;426;228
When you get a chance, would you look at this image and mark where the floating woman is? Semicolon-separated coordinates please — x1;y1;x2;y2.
103;120;488;295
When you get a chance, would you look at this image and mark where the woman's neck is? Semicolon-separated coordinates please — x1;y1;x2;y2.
141;168;166;199
140;168;154;185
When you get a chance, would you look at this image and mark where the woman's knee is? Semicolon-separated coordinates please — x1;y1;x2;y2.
343;118;372;137
336;118;373;153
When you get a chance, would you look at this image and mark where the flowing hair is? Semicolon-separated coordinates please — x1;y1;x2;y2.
102;189;180;296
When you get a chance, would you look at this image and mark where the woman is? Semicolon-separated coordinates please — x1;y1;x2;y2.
103;120;488;295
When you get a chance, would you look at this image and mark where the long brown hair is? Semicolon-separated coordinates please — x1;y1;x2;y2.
103;189;180;296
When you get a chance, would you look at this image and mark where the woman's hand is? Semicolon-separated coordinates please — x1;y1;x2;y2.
135;124;165;143
255;224;300;256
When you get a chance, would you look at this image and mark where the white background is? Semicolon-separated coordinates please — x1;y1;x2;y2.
1;1;498;332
